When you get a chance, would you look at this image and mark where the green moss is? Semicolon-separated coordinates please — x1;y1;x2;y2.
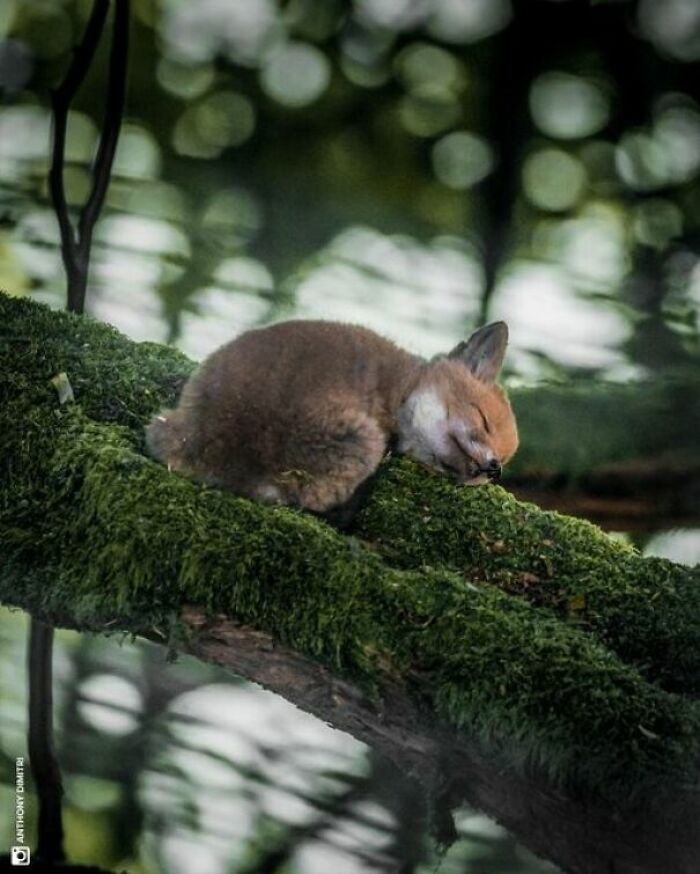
0;292;193;435
354;459;700;696
2;292;700;804
3;404;700;797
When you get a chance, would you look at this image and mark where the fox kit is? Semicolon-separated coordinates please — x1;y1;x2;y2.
146;321;518;525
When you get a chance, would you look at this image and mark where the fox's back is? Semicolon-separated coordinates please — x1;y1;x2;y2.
163;321;417;489
191;319;416;425
146;318;516;517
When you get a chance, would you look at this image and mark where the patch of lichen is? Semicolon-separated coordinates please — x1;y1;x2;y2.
2;292;700;801
355;459;700;696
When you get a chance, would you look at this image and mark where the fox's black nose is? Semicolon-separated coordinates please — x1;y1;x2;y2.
483;459;501;480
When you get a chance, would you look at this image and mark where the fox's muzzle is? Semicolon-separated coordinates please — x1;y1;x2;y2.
482;460;502;480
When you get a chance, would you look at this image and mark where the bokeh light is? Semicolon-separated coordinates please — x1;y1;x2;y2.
162;0;280;66
638;0;700;62
427;0;512;44
432;131;495;189
260;41;331;108
523;148;587;212
530;72;610;140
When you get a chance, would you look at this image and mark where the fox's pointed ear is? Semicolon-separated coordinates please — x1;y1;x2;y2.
448;322;508;384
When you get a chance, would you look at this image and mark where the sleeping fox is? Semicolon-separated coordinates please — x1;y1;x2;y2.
146;320;518;525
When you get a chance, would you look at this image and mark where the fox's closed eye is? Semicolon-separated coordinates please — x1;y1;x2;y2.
472;404;490;434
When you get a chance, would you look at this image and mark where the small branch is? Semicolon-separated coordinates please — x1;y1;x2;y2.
48;0;129;315
49;0;109;311
78;0;130;252
52;1;110;107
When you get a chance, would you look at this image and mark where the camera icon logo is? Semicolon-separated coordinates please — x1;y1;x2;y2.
11;846;30;866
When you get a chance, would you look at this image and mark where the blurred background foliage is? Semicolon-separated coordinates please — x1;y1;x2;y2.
0;0;699;871
1;0;699;369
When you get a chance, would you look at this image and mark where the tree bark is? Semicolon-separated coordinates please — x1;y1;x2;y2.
1;292;700;874
180;608;700;874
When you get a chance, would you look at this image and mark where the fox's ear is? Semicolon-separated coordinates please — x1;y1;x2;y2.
448;321;508;384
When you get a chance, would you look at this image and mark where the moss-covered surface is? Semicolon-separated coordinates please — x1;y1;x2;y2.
2;292;700;804
355;461;700;696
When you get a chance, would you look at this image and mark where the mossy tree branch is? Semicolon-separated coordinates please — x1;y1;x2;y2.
506;381;700;529
1;293;700;873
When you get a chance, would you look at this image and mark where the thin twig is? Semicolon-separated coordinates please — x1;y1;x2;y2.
48;0;129;315
79;0;130;253
48;0;109;309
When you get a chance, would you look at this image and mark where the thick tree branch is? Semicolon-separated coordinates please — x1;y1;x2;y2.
178;609;700;874
508;460;700;531
1;293;700;873
506;381;700;529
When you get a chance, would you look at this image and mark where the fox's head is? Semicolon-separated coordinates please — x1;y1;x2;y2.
398;322;518;485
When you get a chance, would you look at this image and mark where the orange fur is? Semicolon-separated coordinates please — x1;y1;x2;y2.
146;320;518;516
